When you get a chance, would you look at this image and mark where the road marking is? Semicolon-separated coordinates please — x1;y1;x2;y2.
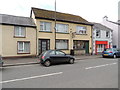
0;72;63;84
85;63;117;70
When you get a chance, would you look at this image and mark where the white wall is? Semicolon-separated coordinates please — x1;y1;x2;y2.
101;18;118;48
93;29;112;54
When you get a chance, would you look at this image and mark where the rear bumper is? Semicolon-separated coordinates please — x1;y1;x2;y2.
102;54;114;57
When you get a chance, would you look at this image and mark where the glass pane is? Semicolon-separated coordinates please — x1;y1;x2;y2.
56;40;68;49
18;42;23;53
24;42;30;53
15;26;19;36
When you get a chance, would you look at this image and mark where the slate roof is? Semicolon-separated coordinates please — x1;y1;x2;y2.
31;7;93;26
0;14;36;27
93;23;113;31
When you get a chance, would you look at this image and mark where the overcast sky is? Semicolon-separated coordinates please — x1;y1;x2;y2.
0;0;119;23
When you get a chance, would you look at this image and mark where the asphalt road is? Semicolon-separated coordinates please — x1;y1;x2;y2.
1;57;118;88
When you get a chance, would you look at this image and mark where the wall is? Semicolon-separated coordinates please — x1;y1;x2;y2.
2;25;36;57
0;25;2;55
93;29;113;54
35;19;92;55
102;19;118;48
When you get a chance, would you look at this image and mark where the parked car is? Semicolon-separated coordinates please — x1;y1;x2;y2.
102;48;120;58
39;50;75;67
0;55;3;67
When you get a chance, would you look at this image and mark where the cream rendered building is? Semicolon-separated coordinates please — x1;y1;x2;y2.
31;7;93;55
0;14;36;57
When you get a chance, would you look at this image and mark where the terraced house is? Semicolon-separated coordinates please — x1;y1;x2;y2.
0;14;36;58
31;7;93;55
0;7;93;57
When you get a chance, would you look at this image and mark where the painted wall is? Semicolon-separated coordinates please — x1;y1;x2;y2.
102;19;118;48
93;29;113;54
0;25;2;55
35;19;92;55
2;25;36;57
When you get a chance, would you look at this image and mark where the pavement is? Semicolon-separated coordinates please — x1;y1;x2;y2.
2;55;101;67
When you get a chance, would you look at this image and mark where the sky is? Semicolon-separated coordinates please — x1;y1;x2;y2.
0;0;119;23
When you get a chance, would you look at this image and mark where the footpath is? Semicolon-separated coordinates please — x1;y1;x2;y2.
3;55;101;67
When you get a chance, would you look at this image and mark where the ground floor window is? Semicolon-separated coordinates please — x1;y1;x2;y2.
56;39;68;50
17;41;30;54
73;40;86;50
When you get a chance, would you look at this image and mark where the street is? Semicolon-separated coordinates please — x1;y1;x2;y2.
1;57;118;88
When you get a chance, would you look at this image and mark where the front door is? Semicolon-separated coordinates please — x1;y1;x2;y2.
38;39;50;55
85;41;89;54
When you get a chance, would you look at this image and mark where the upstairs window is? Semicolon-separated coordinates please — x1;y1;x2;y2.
96;30;100;38
56;24;68;33
40;22;51;32
76;26;87;34
14;26;25;37
106;31;110;38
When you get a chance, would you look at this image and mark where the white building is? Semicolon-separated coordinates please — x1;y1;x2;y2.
92;23;113;55
101;16;118;48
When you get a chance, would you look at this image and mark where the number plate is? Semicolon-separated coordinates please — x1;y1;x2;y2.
104;54;108;56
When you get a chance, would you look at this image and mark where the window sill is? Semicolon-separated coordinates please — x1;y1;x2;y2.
14;36;26;38
56;32;69;34
76;34;87;35
39;31;52;33
56;49;69;50
17;52;30;54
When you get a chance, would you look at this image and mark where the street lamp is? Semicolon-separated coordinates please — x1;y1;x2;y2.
54;0;57;50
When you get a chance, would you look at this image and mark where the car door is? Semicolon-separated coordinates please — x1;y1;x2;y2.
55;51;68;63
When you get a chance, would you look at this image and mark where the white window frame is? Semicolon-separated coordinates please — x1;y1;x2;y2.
56;24;69;33
56;40;68;50
14;26;25;37
18;41;30;54
106;31;110;38
40;22;51;32
96;30;100;38
76;26;87;34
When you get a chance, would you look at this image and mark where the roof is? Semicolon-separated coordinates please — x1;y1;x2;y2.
0;14;36;27
31;7;93;26
93;23;113;31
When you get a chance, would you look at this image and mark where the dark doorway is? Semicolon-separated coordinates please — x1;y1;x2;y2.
38;39;50;55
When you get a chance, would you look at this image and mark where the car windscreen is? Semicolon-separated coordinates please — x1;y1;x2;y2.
105;49;112;52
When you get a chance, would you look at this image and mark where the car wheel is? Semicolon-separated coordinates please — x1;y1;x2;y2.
44;60;51;67
113;54;117;58
69;59;74;64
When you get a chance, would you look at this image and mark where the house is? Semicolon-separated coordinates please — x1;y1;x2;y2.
0;14;37;58
92;23;113;55
30;7;93;55
102;16;118;48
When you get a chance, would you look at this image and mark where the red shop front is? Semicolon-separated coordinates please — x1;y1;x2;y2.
95;41;109;54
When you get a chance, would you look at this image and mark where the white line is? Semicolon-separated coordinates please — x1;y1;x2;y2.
85;63;117;70
1;72;63;84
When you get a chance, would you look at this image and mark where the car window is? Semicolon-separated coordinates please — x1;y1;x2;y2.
56;51;65;55
49;51;55;55
105;49;112;51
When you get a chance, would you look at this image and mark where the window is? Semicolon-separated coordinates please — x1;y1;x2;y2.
56;51;65;55
106;31;110;38
76;26;87;34
40;22;51;32
73;40;86;50
96;30;100;38
56;24;68;33
18;41;30;53
14;26;25;37
56;40;68;50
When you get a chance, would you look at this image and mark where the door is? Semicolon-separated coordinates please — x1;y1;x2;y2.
38;39;50;55
85;41;89;54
